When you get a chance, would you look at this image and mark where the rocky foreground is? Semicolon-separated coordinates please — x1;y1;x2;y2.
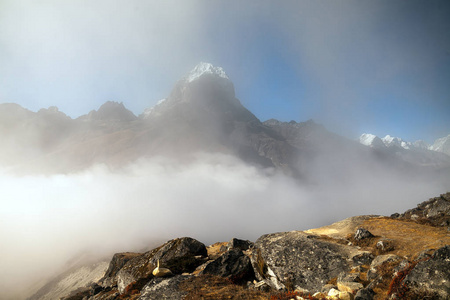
31;193;450;300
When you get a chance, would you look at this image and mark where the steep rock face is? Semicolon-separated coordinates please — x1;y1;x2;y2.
252;231;357;292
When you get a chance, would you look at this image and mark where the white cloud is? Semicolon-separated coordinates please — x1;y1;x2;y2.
1;151;448;299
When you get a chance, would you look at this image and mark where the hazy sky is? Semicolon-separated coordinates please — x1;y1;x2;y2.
1;0;449;142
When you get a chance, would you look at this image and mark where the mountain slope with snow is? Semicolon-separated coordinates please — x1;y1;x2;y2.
430;134;450;156
359;133;450;168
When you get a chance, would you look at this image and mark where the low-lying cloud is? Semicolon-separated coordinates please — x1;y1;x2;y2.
0;152;448;299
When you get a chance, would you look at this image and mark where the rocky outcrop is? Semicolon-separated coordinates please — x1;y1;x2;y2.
392;192;450;228
113;237;206;293
201;248;255;283
400;245;450;299
31;192;450;300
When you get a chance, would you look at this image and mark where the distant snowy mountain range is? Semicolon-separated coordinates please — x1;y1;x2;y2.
359;133;450;156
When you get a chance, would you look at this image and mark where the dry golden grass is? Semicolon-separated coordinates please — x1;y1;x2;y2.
361;217;450;259
180;275;269;300
207;242;228;260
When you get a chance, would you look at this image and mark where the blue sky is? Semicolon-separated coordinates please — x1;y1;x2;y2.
1;0;449;143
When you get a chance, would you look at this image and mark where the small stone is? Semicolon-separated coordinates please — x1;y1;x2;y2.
339;291;354;300
312;292;326;298
322;284;338;294
328;288;340;297
354;228;374;241
410;214;419;220
337;281;363;293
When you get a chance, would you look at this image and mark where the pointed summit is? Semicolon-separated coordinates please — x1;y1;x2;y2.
186;62;229;83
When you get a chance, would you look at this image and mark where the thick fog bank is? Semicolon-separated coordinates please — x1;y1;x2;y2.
0;153;448;299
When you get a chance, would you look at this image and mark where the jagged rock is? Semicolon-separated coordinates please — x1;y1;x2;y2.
201;248;255;283
105;237;206;294
252;231;355;292
402;245;450;298
355;288;375;300
138;275;192;300
226;238;253;251
354;228;374;240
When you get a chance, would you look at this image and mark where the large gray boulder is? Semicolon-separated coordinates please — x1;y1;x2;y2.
105;237;206;294
252;231;356;292
402;245;450;298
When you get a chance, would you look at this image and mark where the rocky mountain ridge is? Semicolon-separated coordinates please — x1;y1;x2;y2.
29;192;450;300
1;63;449;177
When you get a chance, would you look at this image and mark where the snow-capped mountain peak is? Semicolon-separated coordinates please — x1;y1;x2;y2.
359;133;450;156
187;62;229;83
359;133;386;148
430;134;450;156
359;133;377;146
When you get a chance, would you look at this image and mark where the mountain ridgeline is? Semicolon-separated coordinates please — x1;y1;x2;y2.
1;62;449;182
